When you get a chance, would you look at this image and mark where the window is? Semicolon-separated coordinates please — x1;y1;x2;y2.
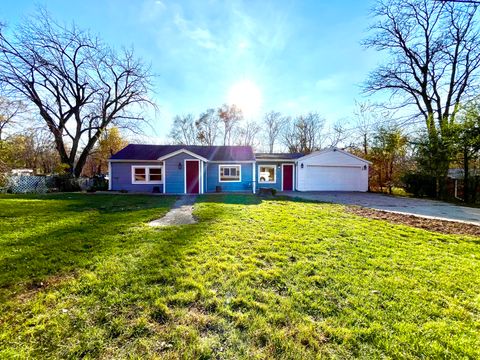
219;165;241;182
149;167;162;181
258;165;276;183
132;166;163;184
134;167;146;182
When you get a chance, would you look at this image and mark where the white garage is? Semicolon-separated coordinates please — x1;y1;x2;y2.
296;148;370;192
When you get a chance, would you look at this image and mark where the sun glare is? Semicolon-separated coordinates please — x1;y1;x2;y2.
228;80;262;118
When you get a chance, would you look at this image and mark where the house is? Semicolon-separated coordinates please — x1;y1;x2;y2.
11;169;34;176
108;145;370;194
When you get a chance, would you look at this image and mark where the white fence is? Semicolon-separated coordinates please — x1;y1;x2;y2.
6;175;50;194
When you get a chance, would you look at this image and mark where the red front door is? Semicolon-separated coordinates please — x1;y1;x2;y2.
186;160;200;194
282;164;294;191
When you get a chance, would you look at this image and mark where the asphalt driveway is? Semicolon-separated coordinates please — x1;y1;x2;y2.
283;191;480;225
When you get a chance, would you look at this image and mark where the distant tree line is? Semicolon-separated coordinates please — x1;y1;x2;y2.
168;105;336;154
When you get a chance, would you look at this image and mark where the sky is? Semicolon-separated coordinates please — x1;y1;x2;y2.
1;0;384;143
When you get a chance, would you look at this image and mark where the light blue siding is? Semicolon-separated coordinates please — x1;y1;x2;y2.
164;153;199;194
206;163;254;193
110;162;164;193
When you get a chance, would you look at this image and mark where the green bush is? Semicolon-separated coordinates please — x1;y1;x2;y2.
88;176;108;192
402;172;436;197
52;175;81;192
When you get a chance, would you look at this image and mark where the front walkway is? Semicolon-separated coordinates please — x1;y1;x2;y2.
148;196;197;226
283;191;480;225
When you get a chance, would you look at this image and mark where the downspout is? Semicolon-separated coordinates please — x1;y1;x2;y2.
163;160;166;194
252;162;256;194
108;161;112;190
205;162;208;193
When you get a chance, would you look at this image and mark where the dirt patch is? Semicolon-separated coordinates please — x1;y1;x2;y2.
14;272;77;303
346;206;480;237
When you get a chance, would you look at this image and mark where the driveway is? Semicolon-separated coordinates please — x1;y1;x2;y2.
283;191;480;225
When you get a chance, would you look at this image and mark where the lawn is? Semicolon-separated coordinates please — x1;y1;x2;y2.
0;194;479;359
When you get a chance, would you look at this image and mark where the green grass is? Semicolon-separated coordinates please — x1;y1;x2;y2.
0;193;479;359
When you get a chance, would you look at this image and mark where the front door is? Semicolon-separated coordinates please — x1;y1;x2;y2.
185;160;200;194
282;164;294;191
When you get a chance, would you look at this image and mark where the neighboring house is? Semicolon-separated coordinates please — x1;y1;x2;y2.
11;169;34;176
108;145;370;194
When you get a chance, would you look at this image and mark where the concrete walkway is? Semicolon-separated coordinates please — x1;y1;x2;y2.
148;196;197;227
283;191;480;225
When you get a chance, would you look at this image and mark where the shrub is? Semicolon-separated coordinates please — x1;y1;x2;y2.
88;176;108;192
52;175;81;192
402;172;436;197
258;188;276;197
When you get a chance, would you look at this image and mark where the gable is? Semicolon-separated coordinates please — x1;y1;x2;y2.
298;148;370;166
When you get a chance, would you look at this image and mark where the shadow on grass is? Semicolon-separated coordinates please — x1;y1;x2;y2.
0;194;176;299
0;193;326;300
195;193;263;205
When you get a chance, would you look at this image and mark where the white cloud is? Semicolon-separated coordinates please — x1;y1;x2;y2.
173;12;220;50
139;0;167;23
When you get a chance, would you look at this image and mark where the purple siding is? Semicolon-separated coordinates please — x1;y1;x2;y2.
110;162;164;193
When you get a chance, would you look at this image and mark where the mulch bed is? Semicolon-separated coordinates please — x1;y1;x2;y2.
346;206;480;237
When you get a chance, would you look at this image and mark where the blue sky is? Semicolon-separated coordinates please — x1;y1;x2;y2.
2;0;383;142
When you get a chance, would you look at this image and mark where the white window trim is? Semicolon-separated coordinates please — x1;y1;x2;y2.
258;165;277;184
131;165;164;184
218;164;242;183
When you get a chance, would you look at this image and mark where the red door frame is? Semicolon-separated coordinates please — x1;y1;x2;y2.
185;160;200;194
282;164;294;191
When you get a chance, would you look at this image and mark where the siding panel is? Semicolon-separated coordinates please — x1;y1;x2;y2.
206;163;254;192
110;162;164;193
165;153;201;194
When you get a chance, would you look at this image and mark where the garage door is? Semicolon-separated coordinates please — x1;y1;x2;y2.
303;165;364;191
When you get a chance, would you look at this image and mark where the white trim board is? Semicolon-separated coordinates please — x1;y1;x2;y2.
296;148;372;164
218;164;242;183
131;165;164;184
258;164;277;184
157;149;208;162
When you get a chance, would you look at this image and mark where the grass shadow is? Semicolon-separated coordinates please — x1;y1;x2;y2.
0;193;176;300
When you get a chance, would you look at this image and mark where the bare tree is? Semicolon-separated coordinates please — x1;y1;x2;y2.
352;101;379;156
218;104;243;146
363;0;480;195
263;111;288;153
195;108;219;145
0;97;25;141
235;121;261;148
0;10;154;177
283;112;325;154
168;114;198;145
325;120;349;148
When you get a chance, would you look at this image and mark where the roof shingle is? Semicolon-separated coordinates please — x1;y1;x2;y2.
255;152;304;160
110;144;255;161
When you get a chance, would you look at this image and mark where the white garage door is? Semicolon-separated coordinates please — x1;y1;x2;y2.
303;165;364;191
